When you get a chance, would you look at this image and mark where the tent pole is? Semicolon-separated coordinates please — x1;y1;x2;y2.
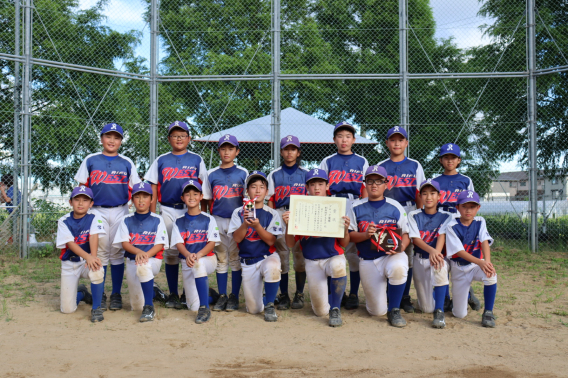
399;0;409;156
271;0;281;168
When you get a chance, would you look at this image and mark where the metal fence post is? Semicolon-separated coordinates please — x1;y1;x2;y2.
13;0;21;245
20;0;32;258
149;0;158;165
399;0;409;156
271;0;281;168
527;0;538;252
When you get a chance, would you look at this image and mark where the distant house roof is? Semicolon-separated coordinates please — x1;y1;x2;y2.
495;171;529;181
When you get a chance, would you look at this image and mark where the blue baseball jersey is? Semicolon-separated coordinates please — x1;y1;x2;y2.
267;165;308;208
207;165;249;218
146;151;212;205
228;206;283;259
407;209;453;258
432;173;474;212
113;213;169;260
377;157;425;206
56;212;105;261
74;152;140;207
446;216;493;265
348;198;409;260
319;153;369;199
294;235;344;260
170;212;220;259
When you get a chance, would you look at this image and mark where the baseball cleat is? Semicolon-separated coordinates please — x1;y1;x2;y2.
225;293;239;312
276;293;291;310
387;308;407;328
345;293;359;310
177;292;187;310
109;293;123;311
100;293;107;312
165;293;180;308
213;294;228;311
400;295;415;313
444;296;453;313
264;303;278;322
90;307;104;323
209;288;220;306
140;305;155;322
153;284;167;304
195;306;211;324
77;284;92;305
481;310;496;328
432;309;446;329
291;292;304;309
468;287;481;311
329;307;343;327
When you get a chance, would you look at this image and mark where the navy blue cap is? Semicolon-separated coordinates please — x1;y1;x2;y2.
364;165;388;179
419;178;441;193
132;182;153;196
334;121;356;135
182;179;203;193
70;186;94;199
218;134;239;148
168;121;190;134
306;168;328;183
440;143;461;157
457;190;480;205
100;123;124;137
386;126;408;140
281;135;301;149
245;171;267;187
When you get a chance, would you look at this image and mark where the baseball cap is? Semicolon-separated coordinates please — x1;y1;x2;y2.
457;190;481;205
334;121;356;136
440;143;461;157
218;134;239;148
182;179;202;193
364;165;388;179
168;121;190;134
281;135;301;149
100;123;124;137
245;171;268;188
419;178;441;193
70;186;94;200
306;168;328;183
386;126;408;140
132;182;153;196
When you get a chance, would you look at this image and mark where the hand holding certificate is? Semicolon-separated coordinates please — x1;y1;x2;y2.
288;196;347;238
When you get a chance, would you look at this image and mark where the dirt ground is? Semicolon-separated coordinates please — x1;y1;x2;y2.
1;247;568;378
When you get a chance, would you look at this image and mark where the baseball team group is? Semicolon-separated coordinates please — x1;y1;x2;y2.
58;120;497;329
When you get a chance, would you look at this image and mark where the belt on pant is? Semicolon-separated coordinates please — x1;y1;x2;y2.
99;202;127;209
161;202;185;210
68;256;84;262
452;259;471;266
240;255;267;265
416;251;430;259
404;201;416;207
360;255;383;261
439;205;457;214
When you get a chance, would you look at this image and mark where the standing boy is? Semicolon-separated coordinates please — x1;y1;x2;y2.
378;126;425;313
146;121;212;309
74;123;141;311
267;135;308;310
319;122;368;310
205;135;248;312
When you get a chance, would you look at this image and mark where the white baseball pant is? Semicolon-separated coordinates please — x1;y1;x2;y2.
125;257;162;311
213;215;241;273
305;254;347;316
274;208;304;274
181;255;217;311
412;255;450;314
450;260;497;318
160;205;186;265
60;260;104;313
345;199;359;272
242;253;282;314
90;205;129;266
359;252;408;316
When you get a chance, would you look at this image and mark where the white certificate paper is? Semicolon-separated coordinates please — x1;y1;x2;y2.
288;196;347;238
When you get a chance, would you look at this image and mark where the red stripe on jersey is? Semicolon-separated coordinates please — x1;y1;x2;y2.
334;239;345;255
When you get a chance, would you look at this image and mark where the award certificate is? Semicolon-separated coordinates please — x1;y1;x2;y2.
288;196;347;238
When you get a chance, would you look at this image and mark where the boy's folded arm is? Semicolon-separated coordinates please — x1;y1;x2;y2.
176;243;191;258
89;233;99;257
412;237;437;255
65;241;93;261
197;241;216;259
255;227;276;246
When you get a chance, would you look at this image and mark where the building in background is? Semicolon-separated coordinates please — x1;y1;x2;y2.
487;171;568;201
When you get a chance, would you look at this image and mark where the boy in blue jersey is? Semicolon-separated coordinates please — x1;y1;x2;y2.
206;135;249;312
282;168;350;327
113;182;168;322
171;180;221;324
228;171;283;322
407;179;453;328
267;135;308;311
378;126;425;313
75;123;141;311
57;186;105;322
319;122;369;310
348;165;410;327
445;190;497;328
146;121;212;310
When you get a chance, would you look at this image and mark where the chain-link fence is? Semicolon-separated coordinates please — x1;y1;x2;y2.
1;0;567;257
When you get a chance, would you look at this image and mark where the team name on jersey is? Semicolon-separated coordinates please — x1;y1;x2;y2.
245;228;261;242
420;229;440;244
162;166;198;182
75;232;89;245
130;232;157;245
274;185;305;202
439;190;465;204
180;231;208;244
462;239;481;255
358;219;397;231
329;170;363;185
213;185;244;200
89;170;128;185
386;175;416;190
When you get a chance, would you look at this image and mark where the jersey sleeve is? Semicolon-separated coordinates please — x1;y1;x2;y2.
89;214;106;236
478;218;494;246
74;157;90;184
145;157;159;185
416;163;426;187
318;158;329;173
397;208;410;234
267;171;276;199
467;177;475;191
362;157;369;174
445;222;464;258
199;159;212;200
438;213;454;235
155;216;169;249
267;210;283;236
407;211;420;239
112;218;131;248
227;208;243;235
170;221;184;251
56;218;75;249
207;216;221;246
347;204;358;232
127;158;141;188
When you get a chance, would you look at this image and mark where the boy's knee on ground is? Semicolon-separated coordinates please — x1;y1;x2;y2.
330;258;347;279
136;264;154;283
388;263;407;284
88;268;105;284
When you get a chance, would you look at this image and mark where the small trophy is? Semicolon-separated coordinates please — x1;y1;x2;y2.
244;196;257;220
371;226;403;252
